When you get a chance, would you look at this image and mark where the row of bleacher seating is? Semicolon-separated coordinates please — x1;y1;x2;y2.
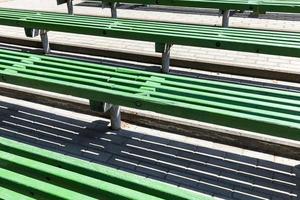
0;1;299;199
57;0;300;27
1;8;299;74
0;48;299;140
0;6;298;136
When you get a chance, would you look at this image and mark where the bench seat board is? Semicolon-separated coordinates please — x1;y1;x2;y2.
0;48;299;140
0;136;213;200
0;8;299;57
99;0;300;13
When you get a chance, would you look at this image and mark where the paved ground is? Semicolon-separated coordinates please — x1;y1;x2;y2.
0;95;299;200
0;1;300;199
0;0;300;76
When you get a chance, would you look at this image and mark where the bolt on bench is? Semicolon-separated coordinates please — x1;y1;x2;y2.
57;0;300;27
0;48;299;139
1;8;300;74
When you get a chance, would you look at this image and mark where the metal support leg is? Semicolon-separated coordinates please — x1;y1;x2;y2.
161;44;172;73
67;0;73;15
89;100;121;130
249;11;259;18
155;43;172;73
110;105;121;130
222;10;230;27
110;2;117;18
40;30;50;54
24;28;40;38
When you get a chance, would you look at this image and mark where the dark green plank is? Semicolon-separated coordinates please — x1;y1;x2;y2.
0;136;212;200
0;8;299;57
88;0;300;13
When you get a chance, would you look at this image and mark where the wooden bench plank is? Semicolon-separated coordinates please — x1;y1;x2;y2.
80;0;300;13
0;136;213;200
0;8;299;57
0;48;299;139
57;0;300;26
0;186;36;200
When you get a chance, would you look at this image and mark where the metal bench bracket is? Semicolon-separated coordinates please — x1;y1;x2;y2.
57;0;73;14
249;9;266;18
90;100;121;130
219;9;237;27
24;28;50;54
102;2;117;18
110;2;117;18
24;28;40;38
221;9;230;27
40;30;50;54
155;42;172;73
249;11;260;18
67;0;73;15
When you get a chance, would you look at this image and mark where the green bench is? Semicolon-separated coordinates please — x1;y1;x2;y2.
0;8;300;73
0;48;299;140
57;0;300;27
0;136;213;200
1;6;299;200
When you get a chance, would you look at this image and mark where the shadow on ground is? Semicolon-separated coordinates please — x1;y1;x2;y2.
0;100;298;200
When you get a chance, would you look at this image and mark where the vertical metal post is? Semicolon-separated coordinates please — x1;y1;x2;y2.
161;43;172;73
110;105;121;130
67;0;73;15
40;30;50;54
24;28;40;38
222;10;230;27
89;100;121;130
110;2;117;18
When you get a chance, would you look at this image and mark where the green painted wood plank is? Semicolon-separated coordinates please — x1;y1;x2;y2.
0;168;98;200
1;59;299;124
0;49;299;139
1;49;300;103
0;186;36;200
66;0;300;13
0;151;166;200
0;8;298;57
2;60;300;123
0;136;213;200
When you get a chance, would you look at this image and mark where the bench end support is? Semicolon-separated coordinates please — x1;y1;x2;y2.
155;43;172;73
110;2;117;18
110;105;121;130
24;28;40;38
56;0;73;14
40;30;51;54
221;9;230;27
90;100;121;130
67;0;74;15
